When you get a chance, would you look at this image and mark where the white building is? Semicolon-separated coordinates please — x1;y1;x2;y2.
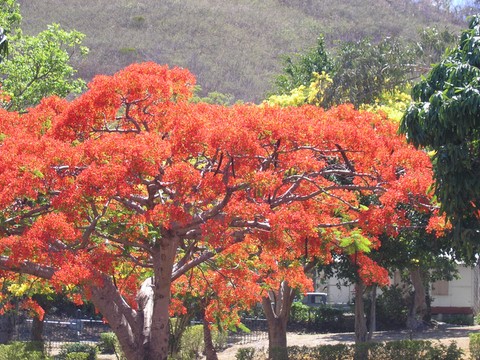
315;264;480;316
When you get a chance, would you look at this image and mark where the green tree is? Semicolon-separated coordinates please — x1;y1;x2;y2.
326;36;416;107
270;28;457;108
400;14;480;259
0;0;21;62
272;36;333;96
0;1;88;111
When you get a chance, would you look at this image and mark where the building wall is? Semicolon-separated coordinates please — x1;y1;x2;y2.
316;264;480;314
430;264;478;315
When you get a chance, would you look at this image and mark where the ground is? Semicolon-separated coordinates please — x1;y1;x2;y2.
215;324;480;359
93;324;480;359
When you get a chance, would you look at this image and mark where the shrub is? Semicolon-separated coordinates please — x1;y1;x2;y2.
441;314;474;326
289;302;348;332
289;344;354;359
284;340;463;360
98;332;116;354
470;333;480;360
56;343;96;360
171;323;229;359
65;354;89;360
235;347;256;360
175;324;203;360
98;332;125;359
213;327;228;350
375;285;408;330
0;342;48;360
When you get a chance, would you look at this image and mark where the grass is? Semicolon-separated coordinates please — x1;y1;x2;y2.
16;0;463;102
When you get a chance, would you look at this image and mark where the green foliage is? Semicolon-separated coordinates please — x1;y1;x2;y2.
400;15;480;260
289;344;354;359
235;347;257;360
470;332;480;360
266;71;332;107
97;332;125;359
270;25;457;109
0;0;21;62
375;285;408;329
0;342;49;360
338;230;372;255
98;332;116;354
170;323;228;359
65;354;89;360
284;340;463;360
56;343;96;360
0;21;87;110
416;26;458;67
118;47;136;54
289;302;349;332
190;86;235;105
327;36;417;107
273;36;333;95
441;314;474;326
173;324;203;360
371;340;463;360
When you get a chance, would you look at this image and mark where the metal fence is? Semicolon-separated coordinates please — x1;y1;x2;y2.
10;315;268;355
227;318;268;345
13;316;110;354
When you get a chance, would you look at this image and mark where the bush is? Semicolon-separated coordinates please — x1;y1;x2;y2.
235;347;256;360
98;332;125;359
56;343;96;360
174;324;203;360
171;323;229;359
0;342;48;360
289;344;354;359
65;354;89;360
441;314;474;326
284;340;463;360
289;302;348;332
98;332;116;354
375;285;408;330
370;340;463;360
470;333;480;360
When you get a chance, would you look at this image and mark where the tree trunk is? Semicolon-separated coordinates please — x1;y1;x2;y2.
89;236;179;360
367;285;377;341
406;267;427;331
203;317;218;360
261;282;295;360
31;316;44;343
354;282;367;343
147;237;179;360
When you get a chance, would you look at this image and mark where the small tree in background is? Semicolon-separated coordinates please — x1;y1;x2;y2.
0;0;88;111
270;27;457;108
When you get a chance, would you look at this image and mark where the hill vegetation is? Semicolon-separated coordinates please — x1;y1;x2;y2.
17;0;463;102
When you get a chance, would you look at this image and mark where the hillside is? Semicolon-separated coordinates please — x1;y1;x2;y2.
17;0;463;102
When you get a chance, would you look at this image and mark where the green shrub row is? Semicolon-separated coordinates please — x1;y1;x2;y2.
470;333;480;360
0;342;48;360
236;340;464;360
55;343;97;360
289;302;351;333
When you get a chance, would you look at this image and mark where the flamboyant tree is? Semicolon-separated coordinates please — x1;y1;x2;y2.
0;62;436;360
